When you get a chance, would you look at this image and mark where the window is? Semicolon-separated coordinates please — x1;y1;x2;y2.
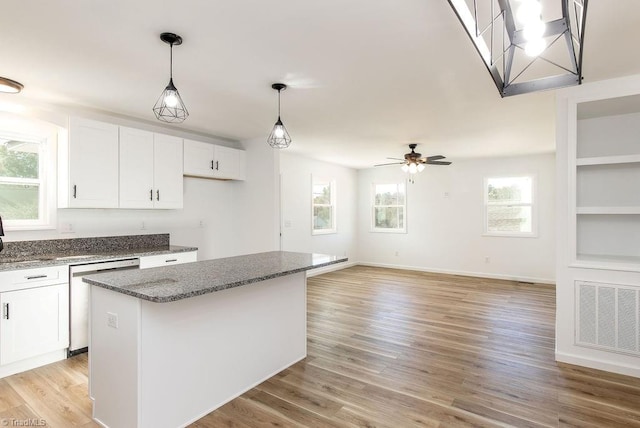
484;175;536;236
0;134;52;229
372;182;406;233
312;177;336;234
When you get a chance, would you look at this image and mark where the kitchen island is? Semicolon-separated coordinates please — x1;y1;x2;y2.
83;251;347;428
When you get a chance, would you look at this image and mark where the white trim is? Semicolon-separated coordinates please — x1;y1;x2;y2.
370;181;407;233
357;261;555;285
555;351;640;379
483;174;538;237
311;175;337;235
306;261;357;277
0;129;57;231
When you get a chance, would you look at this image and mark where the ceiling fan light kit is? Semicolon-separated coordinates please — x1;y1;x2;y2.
0;76;24;94
267;83;292;149
375;143;452;183
447;0;588;96
153;32;189;123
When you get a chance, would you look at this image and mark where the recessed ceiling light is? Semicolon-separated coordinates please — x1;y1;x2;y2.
0;77;24;94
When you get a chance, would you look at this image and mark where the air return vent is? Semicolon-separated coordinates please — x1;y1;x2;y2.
576;281;640;356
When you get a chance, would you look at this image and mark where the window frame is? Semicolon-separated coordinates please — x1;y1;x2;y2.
0;130;56;231
370;181;407;234
311;176;337;235
483;174;537;238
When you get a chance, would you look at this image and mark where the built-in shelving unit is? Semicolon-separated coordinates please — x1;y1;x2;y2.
573;100;640;271
556;75;640;378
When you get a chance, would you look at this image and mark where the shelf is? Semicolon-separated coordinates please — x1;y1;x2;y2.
573;253;640;272
577;206;640;215
576;154;640;166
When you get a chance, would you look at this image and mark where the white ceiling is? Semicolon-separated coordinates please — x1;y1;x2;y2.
2;0;640;168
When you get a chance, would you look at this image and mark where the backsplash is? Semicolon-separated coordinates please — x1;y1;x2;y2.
0;234;170;259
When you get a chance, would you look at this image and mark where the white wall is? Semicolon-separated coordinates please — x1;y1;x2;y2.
357;154;556;283
2;101;280;261
235;137;281;254
280;153;358;263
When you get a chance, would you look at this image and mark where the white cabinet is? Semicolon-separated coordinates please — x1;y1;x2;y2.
59;117;119;208
0;265;69;377
139;251;197;269
184;139;245;180
1;283;69;365
119;127;183;209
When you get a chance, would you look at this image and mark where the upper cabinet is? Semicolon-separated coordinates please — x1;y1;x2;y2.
183;139;245;180
119;127;183;209
59;117;119;208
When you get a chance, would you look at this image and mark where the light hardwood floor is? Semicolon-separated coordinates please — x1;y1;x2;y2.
1;266;640;427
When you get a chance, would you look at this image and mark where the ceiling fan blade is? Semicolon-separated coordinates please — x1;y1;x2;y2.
425;160;452;165
426;155;445;161
375;162;405;167
386;157;404;161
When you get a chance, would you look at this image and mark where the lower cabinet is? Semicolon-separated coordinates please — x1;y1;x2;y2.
1;283;69;365
0;265;69;378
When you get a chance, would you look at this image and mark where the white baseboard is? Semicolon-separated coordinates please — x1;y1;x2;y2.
355;261;555;285
307;261;358;277
556;351;640;378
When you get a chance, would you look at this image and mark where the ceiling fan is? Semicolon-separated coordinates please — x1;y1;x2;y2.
375;144;452;173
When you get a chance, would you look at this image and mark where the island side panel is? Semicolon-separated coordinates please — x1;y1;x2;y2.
139;272;307;428
90;285;141;428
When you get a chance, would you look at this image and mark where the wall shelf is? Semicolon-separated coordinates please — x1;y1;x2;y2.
576;154;640;166
577;207;640;215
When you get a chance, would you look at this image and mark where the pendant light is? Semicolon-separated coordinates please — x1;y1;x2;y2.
267;83;292;149
0;77;24;94
153;32;189;123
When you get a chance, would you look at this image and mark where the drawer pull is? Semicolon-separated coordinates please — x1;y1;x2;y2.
3;303;8;320
26;274;48;280
165;259;178;263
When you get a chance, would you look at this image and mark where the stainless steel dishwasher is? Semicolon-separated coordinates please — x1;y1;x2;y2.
69;258;139;356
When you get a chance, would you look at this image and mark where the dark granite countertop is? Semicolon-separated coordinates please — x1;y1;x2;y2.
83;251;348;303
0;238;197;272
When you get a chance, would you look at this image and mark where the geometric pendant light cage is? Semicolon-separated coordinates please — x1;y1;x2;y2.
267;83;292;149
447;0;588;97
153;32;189;123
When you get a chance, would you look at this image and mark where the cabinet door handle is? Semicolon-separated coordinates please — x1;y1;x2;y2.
211;160;214;170
26;274;48;280
165;259;178;263
216;161;219;171
156;190;160;201
3;303;9;320
73;184;77;199
150;189;154;201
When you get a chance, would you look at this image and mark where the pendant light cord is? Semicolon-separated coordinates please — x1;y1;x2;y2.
169;43;173;80
278;88;281;119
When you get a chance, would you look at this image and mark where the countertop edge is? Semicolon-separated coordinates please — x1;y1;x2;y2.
84;256;347;303
0;246;199;272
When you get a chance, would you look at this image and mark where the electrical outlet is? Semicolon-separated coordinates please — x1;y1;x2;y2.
198;219;205;228
60;223;74;234
485;256;490;264
107;312;118;329
141;221;146;230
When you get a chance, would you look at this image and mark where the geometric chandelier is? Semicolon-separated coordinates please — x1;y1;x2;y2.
447;0;588;97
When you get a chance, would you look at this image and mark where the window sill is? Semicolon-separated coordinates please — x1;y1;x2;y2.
4;224;57;232
312;229;337;236
370;228;407;234
482;232;538;238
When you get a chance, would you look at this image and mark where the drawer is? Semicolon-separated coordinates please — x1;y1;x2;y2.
0;265;68;293
139;251;198;269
